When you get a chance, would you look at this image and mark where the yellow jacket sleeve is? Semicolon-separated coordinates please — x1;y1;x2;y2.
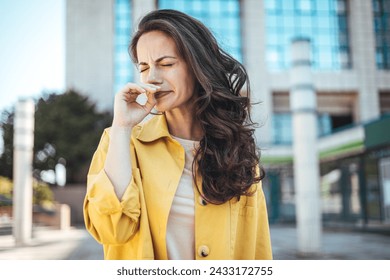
255;182;273;259
83;129;142;245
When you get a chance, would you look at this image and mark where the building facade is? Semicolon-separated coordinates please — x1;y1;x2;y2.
66;0;390;227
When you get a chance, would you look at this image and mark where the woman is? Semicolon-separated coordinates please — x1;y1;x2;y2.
84;9;272;260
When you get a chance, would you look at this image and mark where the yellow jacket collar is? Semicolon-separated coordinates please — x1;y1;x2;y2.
135;114;171;142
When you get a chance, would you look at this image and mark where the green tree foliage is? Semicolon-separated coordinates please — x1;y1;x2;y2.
0;176;54;208
0;90;112;184
0;176;13;206
0;110;13;179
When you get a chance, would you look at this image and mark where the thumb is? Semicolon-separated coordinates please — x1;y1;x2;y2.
143;91;157;113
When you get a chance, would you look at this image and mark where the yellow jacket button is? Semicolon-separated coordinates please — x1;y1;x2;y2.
198;245;210;257
198;196;207;206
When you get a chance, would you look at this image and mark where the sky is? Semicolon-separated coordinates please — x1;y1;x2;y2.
0;0;65;153
0;0;65;113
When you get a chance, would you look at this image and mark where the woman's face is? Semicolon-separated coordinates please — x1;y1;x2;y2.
136;30;196;113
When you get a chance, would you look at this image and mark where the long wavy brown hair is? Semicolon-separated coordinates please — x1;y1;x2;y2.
130;9;264;204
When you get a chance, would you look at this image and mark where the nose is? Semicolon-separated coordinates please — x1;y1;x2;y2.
146;67;163;85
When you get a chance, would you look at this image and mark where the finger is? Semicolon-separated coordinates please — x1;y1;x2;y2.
134;85;160;105
139;82;161;92
119;83;150;104
142;98;157;113
120;83;160;103
123;93;138;103
120;83;146;95
124;87;157;103
143;91;157;112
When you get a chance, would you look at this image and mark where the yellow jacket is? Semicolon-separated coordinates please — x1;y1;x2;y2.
84;115;272;260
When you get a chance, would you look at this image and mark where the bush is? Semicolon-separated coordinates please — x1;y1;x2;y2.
0;176;54;209
0;176;12;206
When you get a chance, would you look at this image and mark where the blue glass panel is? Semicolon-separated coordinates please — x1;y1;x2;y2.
265;0;351;71
318;114;332;136
267;14;279;28
266;0;278;11
272;113;333;144
158;0;242;62
297;0;313;13
272;113;292;145
268;33;279;45
192;1;202;12
317;1;330;12
283;15;295;27
114;0;133;94
385;0;390;10
300;15;313;28
317;16;332;29
373;0;390;69
318;33;332;45
226;0;238;13
282;1;293;11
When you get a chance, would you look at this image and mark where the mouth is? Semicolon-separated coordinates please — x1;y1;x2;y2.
155;91;172;99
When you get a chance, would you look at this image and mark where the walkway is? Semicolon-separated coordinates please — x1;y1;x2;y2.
0;224;389;260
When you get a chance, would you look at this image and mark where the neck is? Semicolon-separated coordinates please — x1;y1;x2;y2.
165;109;203;141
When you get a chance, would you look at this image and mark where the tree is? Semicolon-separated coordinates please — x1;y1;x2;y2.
0;110;13;179
0;90;112;184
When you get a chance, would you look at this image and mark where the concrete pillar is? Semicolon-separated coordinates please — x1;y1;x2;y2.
349;0;379;121
241;0;273;146
290;39;321;254
12;99;35;246
66;0;114;112
58;204;71;231
133;0;155;27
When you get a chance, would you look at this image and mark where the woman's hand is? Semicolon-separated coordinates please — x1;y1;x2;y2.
112;82;160;129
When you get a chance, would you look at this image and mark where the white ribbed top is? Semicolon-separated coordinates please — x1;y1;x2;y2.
166;136;199;260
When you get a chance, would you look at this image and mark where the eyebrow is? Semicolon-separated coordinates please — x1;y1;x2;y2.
138;55;177;66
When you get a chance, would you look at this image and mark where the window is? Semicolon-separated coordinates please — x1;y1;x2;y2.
114;0;133;94
158;0;242;62
265;0;351;71
272;113;333;144
373;0;390;69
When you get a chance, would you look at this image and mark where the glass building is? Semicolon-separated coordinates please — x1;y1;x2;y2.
66;0;390;227
267;0;351;144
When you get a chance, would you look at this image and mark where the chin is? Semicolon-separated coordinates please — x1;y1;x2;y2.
154;103;170;113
